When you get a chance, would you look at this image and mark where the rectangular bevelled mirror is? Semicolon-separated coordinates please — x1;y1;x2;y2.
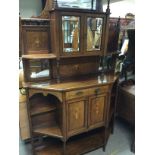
87;17;103;51
29;60;50;80
62;16;80;53
57;0;96;10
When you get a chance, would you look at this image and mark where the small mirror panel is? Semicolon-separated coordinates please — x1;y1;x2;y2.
62;16;80;53
87;17;103;51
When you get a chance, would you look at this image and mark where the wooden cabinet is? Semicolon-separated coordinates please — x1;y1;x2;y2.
20;6;110;83
20;0;118;154
117;85;135;125
66;91;109;136
116;84;135;152
24;77;118;154
56;12;106;56
65;85;110;137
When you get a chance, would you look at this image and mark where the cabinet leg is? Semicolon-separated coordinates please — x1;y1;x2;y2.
31;136;43;155
111;115;115;134
63;141;66;155
111;126;114;134
31;137;36;155
102;128;107;152
38;136;43;146
102;145;106;152
131;139;135;153
131;131;135;153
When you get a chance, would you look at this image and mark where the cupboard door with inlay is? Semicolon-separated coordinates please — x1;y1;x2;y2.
88;94;108;129
67;98;87;136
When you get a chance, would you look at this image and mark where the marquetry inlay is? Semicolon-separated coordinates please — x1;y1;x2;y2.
75;108;79;120
95;102;99;115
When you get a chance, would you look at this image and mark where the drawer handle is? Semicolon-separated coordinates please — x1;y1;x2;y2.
94;88;101;95
74;65;79;70
75;91;84;96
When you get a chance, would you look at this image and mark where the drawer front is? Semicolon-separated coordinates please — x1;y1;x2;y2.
66;89;89;100
53;57;99;78
66;85;109;100
89;85;109;96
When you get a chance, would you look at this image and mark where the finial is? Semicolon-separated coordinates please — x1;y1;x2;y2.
106;0;111;14
54;0;58;9
91;0;94;10
96;0;103;12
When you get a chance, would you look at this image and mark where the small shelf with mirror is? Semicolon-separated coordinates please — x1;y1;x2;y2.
23;59;52;82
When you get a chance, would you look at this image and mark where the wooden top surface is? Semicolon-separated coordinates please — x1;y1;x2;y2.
22;54;56;60
24;74;118;92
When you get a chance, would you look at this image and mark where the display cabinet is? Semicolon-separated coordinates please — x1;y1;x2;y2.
20;0;119;154
50;10;106;57
21;0;111;82
21;15;105;82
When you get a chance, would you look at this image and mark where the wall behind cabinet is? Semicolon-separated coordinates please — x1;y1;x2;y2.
103;0;135;17
19;0;42;18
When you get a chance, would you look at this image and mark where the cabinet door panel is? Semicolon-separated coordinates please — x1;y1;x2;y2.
89;94;107;128
67;98;87;136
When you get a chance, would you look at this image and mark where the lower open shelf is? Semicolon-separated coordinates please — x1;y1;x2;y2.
34;126;63;139
35;127;111;155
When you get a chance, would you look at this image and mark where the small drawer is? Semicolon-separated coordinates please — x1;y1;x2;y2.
66;85;109;100
89;85;109;95
66;89;90;100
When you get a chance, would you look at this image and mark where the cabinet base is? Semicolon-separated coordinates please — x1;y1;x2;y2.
35;127;111;155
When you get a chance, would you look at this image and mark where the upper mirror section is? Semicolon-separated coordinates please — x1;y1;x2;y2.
62;16;80;53
57;0;96;10
87;17;103;51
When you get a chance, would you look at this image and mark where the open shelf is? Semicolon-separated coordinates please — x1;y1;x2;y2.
31;102;56;116
35;128;106;155
22;53;56;59
34;126;63;139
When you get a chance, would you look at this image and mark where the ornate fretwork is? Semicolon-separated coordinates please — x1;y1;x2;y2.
21;19;50;26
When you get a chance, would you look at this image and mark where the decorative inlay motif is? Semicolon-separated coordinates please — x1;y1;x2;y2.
95;103;99;115
26;30;49;51
74;108;79;120
35;39;40;47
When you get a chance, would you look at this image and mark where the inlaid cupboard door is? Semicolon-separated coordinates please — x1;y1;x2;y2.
67;98;87;136
88;94;108;129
